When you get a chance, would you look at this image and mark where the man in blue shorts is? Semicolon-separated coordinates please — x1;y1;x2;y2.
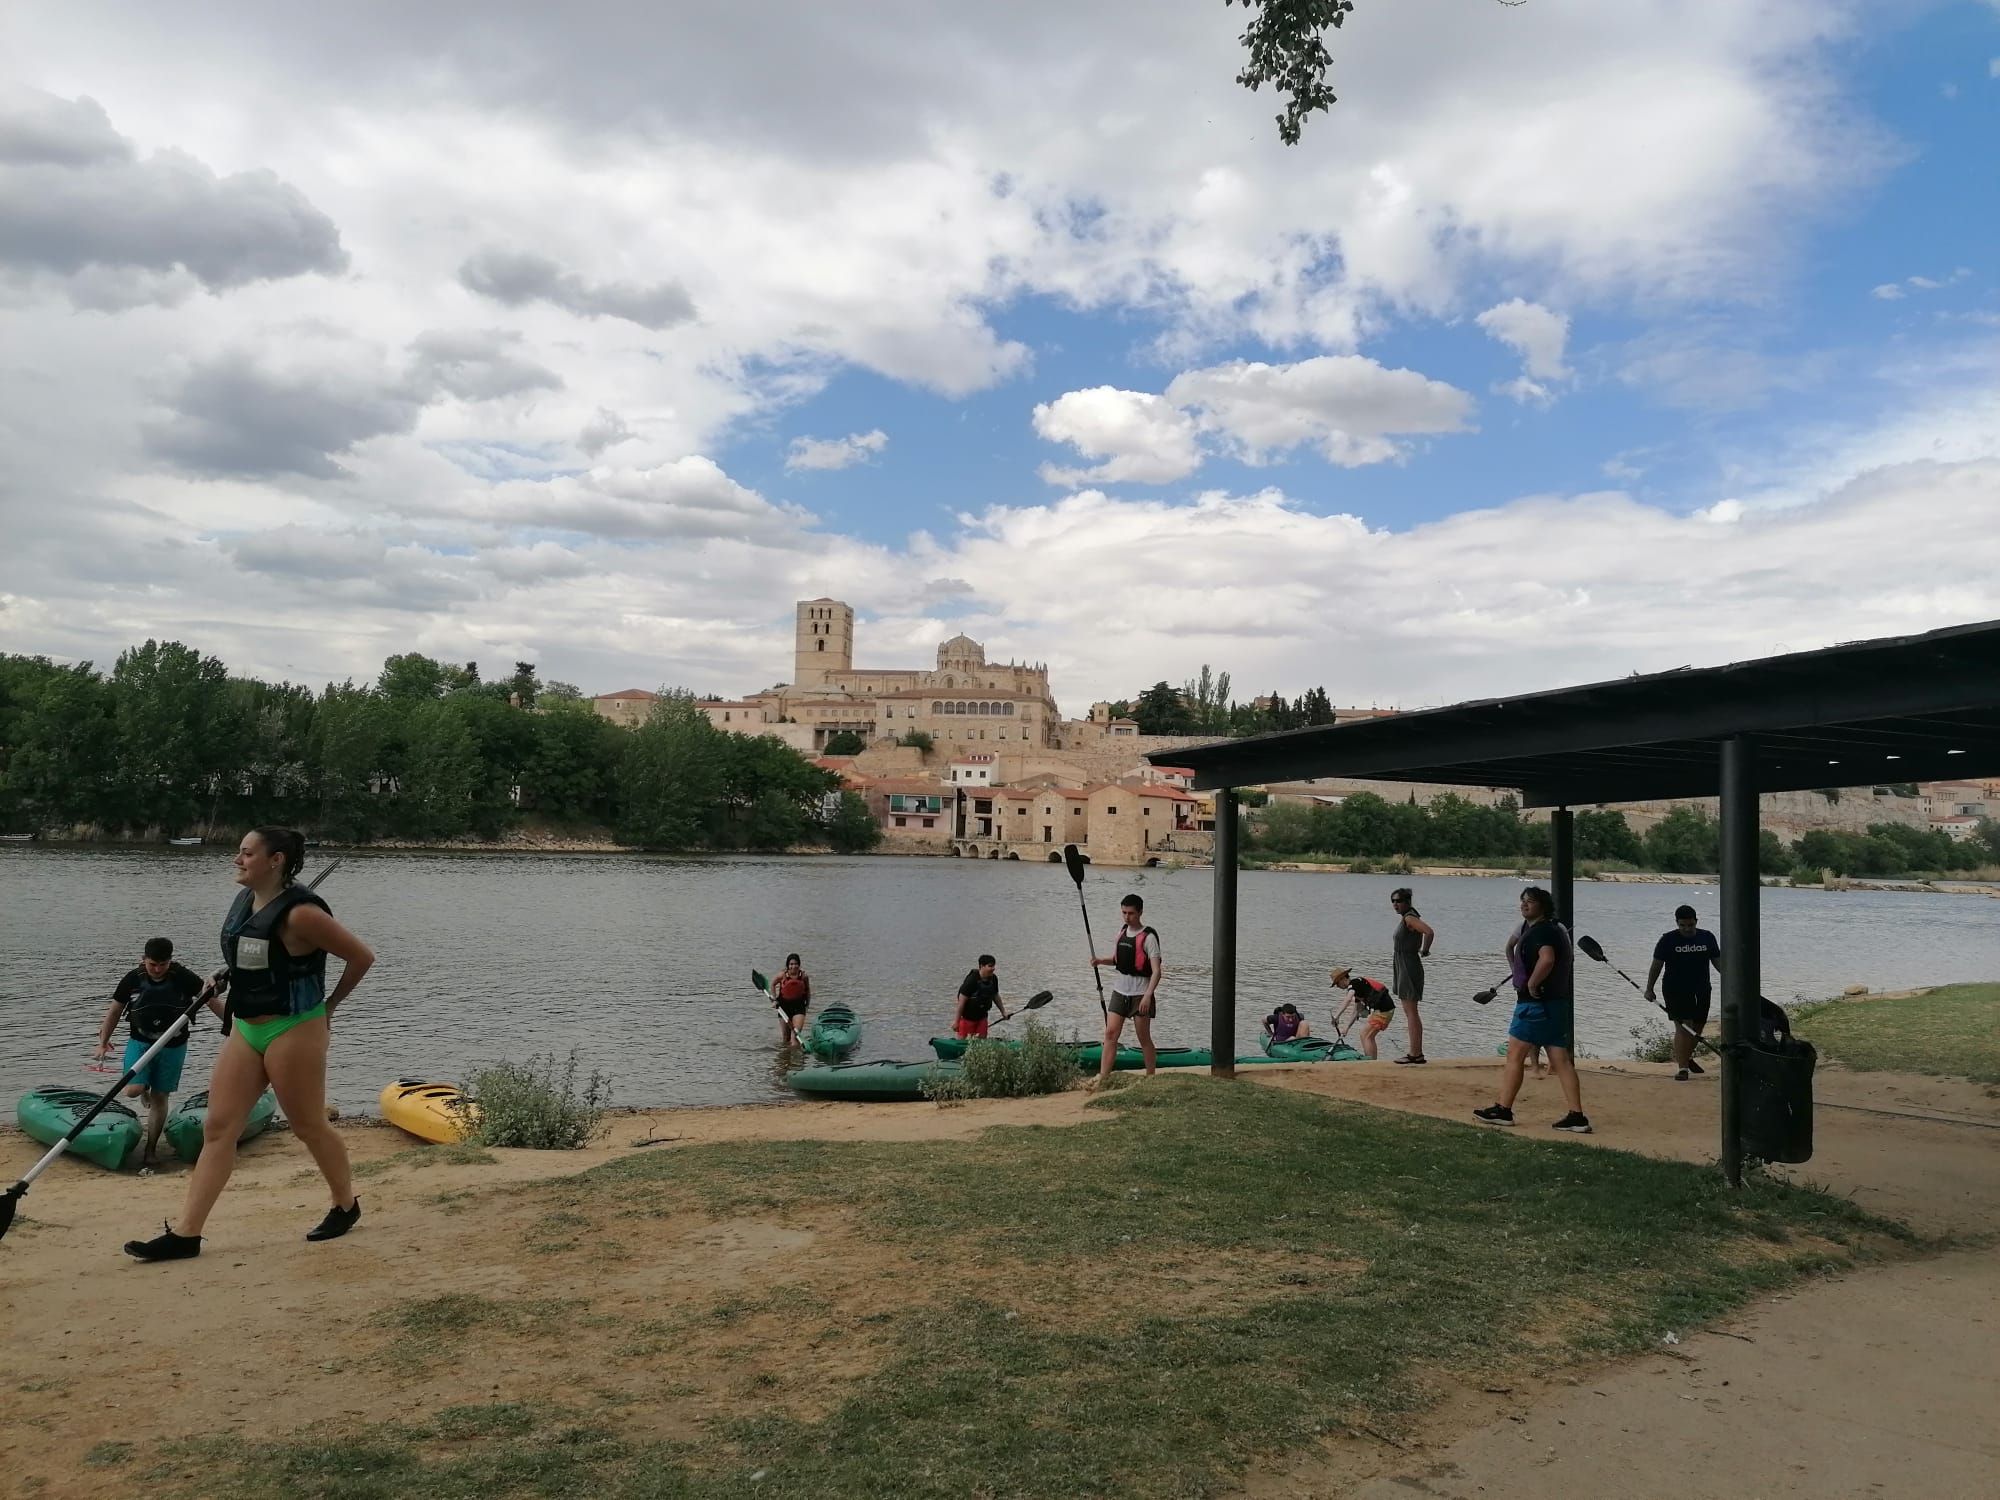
1645;904;1723;1081
95;937;220;1166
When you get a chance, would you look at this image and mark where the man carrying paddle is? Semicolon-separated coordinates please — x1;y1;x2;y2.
1645;904;1722;1082
953;955;1009;1039
95;937;222;1167
1088;893;1161;1085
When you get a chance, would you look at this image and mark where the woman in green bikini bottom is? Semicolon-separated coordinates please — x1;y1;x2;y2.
126;827;375;1262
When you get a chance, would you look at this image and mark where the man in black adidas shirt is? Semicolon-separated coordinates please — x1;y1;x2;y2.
1646;905;1723;1081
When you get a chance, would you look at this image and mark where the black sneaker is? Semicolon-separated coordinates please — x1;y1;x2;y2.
1552;1112;1593;1134
1472;1104;1515;1126
1393;1054;1427;1065
306;1198;361;1242
125;1223;202;1262
1675;1068;1689;1082
1686;1060;1705;1076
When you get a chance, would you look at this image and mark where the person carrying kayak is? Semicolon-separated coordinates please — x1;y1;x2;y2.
953;955;1009;1039
1088;892;1161;1085
94;937;224;1167
125;827;375;1262
1262;1002;1312;1044
771;954;812;1046
1329;968;1395;1058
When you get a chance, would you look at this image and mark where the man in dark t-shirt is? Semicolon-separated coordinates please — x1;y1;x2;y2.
1646;904;1723;1081
953;955;1009;1039
94;936;219;1164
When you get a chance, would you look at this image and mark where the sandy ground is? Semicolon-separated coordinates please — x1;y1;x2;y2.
2;1061;1995;1499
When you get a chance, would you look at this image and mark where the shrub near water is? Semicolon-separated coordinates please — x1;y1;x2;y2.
457;1051;610;1149
925;1020;1077;1101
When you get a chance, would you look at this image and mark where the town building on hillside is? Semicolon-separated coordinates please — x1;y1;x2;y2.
591;688;658;727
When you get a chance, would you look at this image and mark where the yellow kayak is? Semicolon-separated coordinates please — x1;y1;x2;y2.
378;1079;477;1144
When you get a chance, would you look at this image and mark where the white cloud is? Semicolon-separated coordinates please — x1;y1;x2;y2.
1872;283;1906;300
1165;356;1474;467
1990;57;2000;79
1031;388;1202;485
785;429;889;472
1477;298;1572;403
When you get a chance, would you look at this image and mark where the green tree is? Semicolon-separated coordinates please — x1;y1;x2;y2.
822;730;867;756
1133;681;1193;735
0;659;116;827
1181;664;1233;735
897;729;934;752
541;680;584;703
714;733;837;850
1642;806;1719;874
826;789;882;853
524;699;620;825
617;693;724;848
1758;828;1791;876
313;682;389;840
1299;686;1335;725
1574;809;1642;863
399;699;481;839
109;640;233;830
377;653;475;702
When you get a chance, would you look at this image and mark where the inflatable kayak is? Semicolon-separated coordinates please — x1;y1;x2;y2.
802;1003;862;1061
379;1079;476;1143
16;1087;142;1171
1260;1035;1367;1063
927;1036;1213;1070
787;1059;959;1102
165;1088;279;1163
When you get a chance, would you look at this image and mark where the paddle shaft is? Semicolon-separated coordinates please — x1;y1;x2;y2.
988;991;1055;1026
1584;944;1722;1058
1062;846;1107;1018
1;858;342;1231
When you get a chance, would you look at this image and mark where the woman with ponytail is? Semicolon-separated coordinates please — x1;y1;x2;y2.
126;827;375;1262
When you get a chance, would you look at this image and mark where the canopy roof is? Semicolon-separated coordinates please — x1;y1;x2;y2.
1152;620;2000;806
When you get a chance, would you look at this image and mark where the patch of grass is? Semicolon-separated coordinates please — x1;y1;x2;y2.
924;1020;1077;1100
373;1292;579;1344
1792;983;2000;1084
164;1080;1912;1500
83;1440;135;1467
16;1377;71;1394
352;1143;499;1178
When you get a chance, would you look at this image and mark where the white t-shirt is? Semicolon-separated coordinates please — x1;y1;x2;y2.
1107;925;1161;997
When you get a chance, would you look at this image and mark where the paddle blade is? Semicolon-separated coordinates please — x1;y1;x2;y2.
0;1184;19;1241
1472;987;1499;1006
1062;842;1086;887
1022;989;1054;1011
1576;935;1607;963
751;969;770;994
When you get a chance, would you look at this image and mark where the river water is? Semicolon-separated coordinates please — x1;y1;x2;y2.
4;847;1997;1114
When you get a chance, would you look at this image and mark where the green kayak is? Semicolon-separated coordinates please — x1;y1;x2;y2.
165;1088;279;1163
16;1087;142;1171
927;1036;1214;1070
1260;1036;1367;1063
802;1003;862;1061
788;1059;959;1102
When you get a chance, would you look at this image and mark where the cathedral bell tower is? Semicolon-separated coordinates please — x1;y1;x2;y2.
794;599;854;686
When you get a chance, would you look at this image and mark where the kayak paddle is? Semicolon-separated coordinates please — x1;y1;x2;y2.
1576;934;1721;1058
990;990;1055;1025
1470;976;1509;1005
1062;843;1107;1020
0;856;343;1243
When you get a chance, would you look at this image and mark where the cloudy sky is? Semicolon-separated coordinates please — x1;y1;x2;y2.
2;1;1996;711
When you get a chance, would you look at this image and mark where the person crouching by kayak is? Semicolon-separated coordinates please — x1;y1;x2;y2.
1262;1002;1311;1045
126;827;374;1263
95;937;225;1167
1329;968;1395;1058
1088;893;1161;1086
953;955;1009;1040
772;954;811;1046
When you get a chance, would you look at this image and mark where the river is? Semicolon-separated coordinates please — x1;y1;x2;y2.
4;847;1997;1114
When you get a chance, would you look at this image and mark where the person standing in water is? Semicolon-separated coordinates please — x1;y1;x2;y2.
771;953;812;1046
125;828;374;1262
95;937;223;1167
1088;893;1161;1085
952;955;1009;1039
1388;887;1434;1064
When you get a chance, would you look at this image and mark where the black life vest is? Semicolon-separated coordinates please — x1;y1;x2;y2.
124;965;199;1046
1112;925;1158;977
1351;977;1394;1012
221;884;330;1020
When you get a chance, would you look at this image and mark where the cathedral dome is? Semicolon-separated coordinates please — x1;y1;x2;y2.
937;632;985;667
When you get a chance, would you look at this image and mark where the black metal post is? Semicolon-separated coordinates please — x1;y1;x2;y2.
1719;735;1760;1187
1549;806;1575;927
1210;788;1238;1078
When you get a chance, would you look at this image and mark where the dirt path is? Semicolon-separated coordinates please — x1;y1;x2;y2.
1244;1059;2000;1498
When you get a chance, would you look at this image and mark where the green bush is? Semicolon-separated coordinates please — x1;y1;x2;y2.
1627;1020;1675;1064
457;1051;610;1149
924;1021;1077;1101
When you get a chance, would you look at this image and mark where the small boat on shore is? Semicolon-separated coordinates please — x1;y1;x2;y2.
788;1059;958;1102
927;1036;1214;1070
16;1087;141;1171
0;833;37;843
166;1088;279;1162
1259;1035;1367;1063
802;1003;861;1061
167;836;202;847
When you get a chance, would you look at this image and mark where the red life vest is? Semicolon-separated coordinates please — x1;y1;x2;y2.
775;972;809;1002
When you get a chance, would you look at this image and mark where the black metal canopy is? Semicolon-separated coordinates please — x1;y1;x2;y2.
1153;620;2000;805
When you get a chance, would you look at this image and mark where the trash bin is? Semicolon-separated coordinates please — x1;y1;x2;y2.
1736;1036;1816;1165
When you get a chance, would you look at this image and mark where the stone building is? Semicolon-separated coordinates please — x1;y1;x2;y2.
590;688;658;727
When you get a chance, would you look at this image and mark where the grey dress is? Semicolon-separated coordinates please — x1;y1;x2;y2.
1391;912;1424;1002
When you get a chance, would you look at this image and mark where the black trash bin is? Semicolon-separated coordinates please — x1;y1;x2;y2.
1736;1036;1817;1164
